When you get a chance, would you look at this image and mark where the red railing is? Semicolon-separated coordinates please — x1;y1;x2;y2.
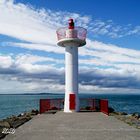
100;99;109;115
40;99;64;114
40;98;109;115
56;27;87;41
80;99;96;111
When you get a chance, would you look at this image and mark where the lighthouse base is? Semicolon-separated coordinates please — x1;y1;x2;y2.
64;94;79;113
64;94;75;113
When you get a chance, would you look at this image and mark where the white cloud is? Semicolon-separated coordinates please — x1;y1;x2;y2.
88;19;140;38
6;40;140;71
0;51;140;93
127;26;140;35
87;40;140;58
0;55;13;68
15;53;63;65
0;0;140;93
5;42;64;54
0;0;91;46
0;1;56;44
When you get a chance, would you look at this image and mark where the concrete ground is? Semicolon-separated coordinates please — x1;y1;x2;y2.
4;112;140;140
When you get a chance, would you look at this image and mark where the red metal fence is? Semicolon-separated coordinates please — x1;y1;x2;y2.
80;99;96;111
40;99;50;114
40;99;64;114
100;99;109;115
40;98;109;115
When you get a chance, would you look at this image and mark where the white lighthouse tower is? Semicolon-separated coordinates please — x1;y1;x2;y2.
56;19;87;112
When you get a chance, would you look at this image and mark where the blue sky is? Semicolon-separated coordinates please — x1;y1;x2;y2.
0;0;140;94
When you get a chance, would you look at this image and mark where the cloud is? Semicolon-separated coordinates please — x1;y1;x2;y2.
0;0;140;93
79;68;140;89
89;20;140;38
0;51;140;93
127;26;140;35
1;0;140;44
0;0;56;45
0;53;65;93
0;55;13;68
79;40;140;69
4;42;64;54
0;0;91;45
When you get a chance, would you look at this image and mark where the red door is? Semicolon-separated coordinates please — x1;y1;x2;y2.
69;94;75;110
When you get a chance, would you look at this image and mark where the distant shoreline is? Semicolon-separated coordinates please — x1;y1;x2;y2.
0;93;140;95
0;93;65;95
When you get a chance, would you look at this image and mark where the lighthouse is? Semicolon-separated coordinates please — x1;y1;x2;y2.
56;19;87;112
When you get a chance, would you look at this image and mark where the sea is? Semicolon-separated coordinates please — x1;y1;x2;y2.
0;93;140;119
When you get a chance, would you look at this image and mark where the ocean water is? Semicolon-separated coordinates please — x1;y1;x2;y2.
0;94;140;119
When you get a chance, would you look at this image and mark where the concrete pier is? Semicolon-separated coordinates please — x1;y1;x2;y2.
4;112;140;140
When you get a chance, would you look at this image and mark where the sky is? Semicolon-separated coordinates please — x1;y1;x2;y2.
0;0;140;94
